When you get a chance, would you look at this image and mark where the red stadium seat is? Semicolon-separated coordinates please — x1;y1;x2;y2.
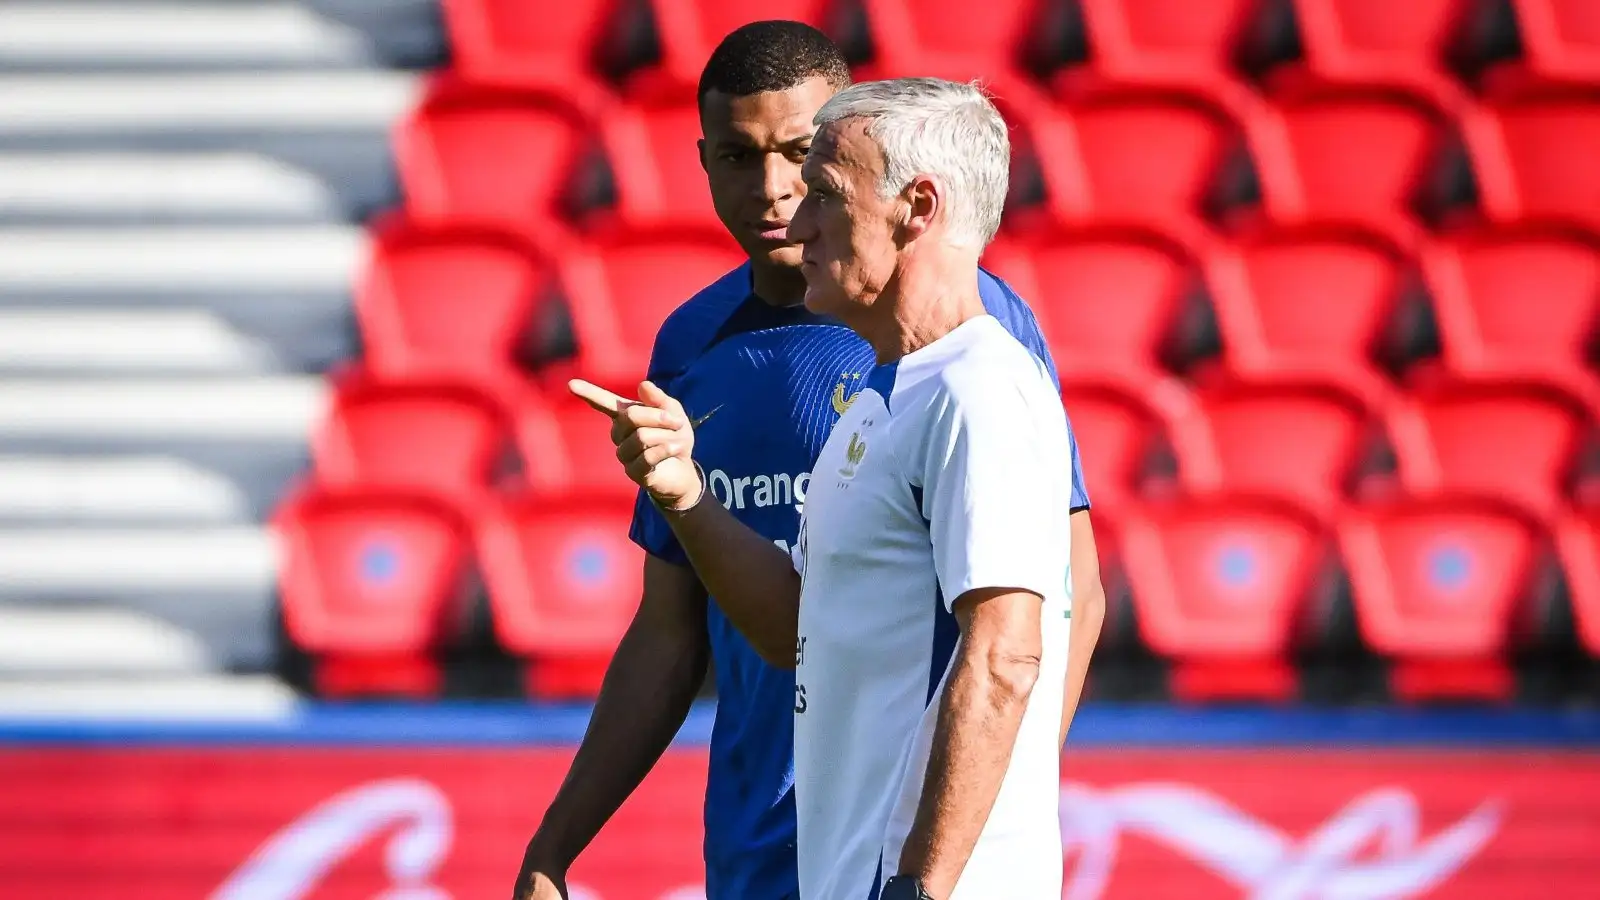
1512;0;1600;82
393;81;595;232
1057;376;1188;512
1337;495;1544;700
275;488;475;697
1075;0;1263;96
1385;377;1595;518
354;221;554;393
312;378;514;502
982;226;1197;386
439;0;620;100
1121;495;1327;701
1555;506;1600;657
510;391;642;500
1419;224;1600;393
1200;224;1410;401
1461;83;1600;230
1019;84;1243;243
558;226;744;392
597;96;717;229
1172;376;1377;516
860;0;1045;83
477;491;644;698
647;0;837;90
1289;0;1474;106
1244;78;1453;243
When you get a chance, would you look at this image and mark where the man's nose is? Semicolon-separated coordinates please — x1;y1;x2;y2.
758;156;797;203
788;198;817;242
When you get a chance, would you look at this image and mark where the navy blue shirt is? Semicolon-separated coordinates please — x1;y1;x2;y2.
629;264;1090;900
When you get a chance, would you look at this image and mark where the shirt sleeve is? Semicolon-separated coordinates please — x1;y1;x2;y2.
915;379;1070;610
1065;412;1092;512
628;487;689;565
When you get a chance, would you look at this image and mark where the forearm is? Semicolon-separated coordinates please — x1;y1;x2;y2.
663;493;801;668
1060;511;1105;747
1059;579;1104;746
524;624;708;869
898;645;1039;898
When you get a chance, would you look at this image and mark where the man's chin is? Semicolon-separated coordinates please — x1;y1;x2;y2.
801;284;844;316
758;243;804;269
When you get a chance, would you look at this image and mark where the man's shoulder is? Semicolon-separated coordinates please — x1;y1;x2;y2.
976;264;1059;380
924;323;1056;417
976;265;1037;328
648;263;752;377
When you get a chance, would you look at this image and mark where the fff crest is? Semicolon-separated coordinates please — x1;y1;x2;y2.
831;372;863;415
838;431;868;479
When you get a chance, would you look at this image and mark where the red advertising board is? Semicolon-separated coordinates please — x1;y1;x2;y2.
1;747;1596;899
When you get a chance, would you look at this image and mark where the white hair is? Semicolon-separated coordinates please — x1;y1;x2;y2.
813;77;1009;248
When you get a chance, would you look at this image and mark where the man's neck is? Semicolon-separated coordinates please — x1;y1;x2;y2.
860;252;985;364
750;261;807;307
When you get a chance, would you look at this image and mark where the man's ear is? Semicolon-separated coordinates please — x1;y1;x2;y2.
697;138;708;174
899;175;941;241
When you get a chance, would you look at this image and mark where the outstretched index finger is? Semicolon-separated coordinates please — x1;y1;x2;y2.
569;379;630;419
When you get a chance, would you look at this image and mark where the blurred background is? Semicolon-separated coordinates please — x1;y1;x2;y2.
0;0;1598;897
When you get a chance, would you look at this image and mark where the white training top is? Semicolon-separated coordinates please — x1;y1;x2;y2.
790;314;1074;900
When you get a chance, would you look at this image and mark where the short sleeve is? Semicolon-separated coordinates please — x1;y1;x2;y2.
1066;413;1092;511
917;382;1070;609
628;488;690;565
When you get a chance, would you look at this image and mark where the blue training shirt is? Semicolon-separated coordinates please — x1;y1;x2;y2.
628;264;1091;900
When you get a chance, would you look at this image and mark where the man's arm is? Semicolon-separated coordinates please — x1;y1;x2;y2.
657;491;802;668
513;555;710;899
897;587;1043;899
1062;510;1105;746
570;378;802;669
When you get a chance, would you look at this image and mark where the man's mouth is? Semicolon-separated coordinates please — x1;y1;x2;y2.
755;220;790;241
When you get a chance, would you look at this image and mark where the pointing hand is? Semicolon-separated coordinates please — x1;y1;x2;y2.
568;379;704;511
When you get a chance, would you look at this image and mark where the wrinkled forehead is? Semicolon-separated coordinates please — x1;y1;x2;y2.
801;117;884;186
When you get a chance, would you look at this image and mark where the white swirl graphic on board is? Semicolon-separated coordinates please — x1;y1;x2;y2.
1059;782;1502;899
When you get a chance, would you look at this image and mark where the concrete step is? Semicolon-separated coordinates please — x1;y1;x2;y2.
0;152;344;224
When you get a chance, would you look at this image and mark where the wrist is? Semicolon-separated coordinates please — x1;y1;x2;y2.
521;834;572;876
652;460;708;514
880;875;936;900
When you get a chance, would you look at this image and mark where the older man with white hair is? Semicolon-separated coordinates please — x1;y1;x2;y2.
783;76;1071;900
571;77;1074;900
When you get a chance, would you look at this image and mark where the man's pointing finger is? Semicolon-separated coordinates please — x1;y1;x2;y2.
568;379;629;419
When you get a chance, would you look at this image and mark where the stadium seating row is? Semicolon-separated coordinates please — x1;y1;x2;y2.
394;69;1600;246
440;0;1600;102
274;481;1600;703
350;218;1600;414
311;368;1598;522
271;0;1600;705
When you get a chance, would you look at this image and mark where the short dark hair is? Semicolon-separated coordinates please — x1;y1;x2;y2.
696;20;852;109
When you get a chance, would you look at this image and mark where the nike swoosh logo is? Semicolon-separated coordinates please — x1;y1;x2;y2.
690;404;724;429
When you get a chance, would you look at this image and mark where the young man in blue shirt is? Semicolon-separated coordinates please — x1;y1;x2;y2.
514;21;1105;900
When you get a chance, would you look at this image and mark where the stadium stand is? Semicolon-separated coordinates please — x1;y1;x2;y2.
1337;494;1548;701
1070;0;1268;104
1511;0;1600;83
1118;493;1329;701
2;0;1596;710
